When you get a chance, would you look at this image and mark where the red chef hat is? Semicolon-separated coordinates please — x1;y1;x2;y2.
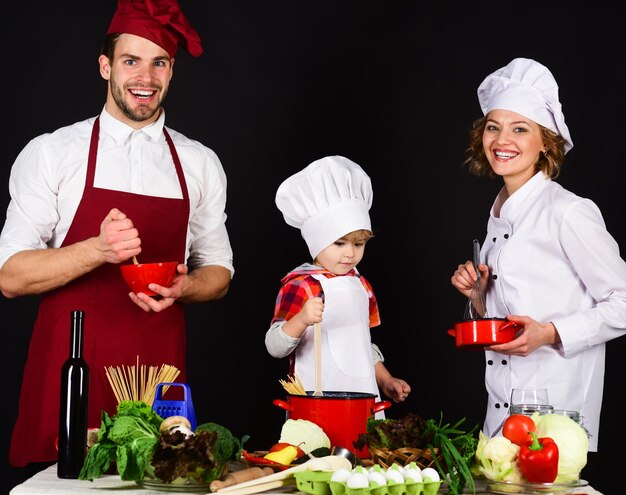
107;0;203;58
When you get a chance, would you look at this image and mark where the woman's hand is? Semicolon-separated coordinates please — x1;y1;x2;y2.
487;315;560;356
451;260;488;298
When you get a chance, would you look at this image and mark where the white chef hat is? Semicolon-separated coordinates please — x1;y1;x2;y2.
478;57;573;153
276;155;373;259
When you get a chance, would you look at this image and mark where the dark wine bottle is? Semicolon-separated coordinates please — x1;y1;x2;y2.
57;310;89;479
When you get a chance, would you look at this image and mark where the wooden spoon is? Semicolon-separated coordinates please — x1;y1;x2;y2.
313;322;323;396
132;256;139;265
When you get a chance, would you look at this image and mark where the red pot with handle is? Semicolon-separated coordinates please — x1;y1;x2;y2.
273;391;392;459
448;317;522;348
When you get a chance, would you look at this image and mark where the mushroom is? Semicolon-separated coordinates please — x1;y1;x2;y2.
159;415;193;436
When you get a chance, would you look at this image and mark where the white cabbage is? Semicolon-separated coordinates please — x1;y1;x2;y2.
278;419;331;454
533;413;588;483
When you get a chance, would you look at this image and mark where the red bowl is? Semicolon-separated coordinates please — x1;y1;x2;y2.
447;317;522;348
120;262;178;296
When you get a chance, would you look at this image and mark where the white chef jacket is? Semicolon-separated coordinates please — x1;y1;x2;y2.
481;171;626;452
0;107;234;275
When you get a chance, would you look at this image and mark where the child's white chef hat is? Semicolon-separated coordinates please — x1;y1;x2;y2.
478;57;573;153
276;155;373;259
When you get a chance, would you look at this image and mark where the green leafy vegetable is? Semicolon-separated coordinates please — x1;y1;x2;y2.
79;400;163;481
425;413;478;495
151;429;222;483
364;412;433;450
149;422;248;484
79;401;250;487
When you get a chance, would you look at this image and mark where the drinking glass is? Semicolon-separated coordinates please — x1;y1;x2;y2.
511;388;549;405
509;388;552;416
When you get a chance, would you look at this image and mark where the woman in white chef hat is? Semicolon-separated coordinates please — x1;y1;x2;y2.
450;58;626;452
266;155;411;412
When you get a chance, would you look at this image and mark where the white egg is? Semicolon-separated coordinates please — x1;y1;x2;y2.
384;468;405;483
421;467;440;482
330;468;352;483
346;472;370;489
403;467;422;482
367;471;387;486
353;465;368;475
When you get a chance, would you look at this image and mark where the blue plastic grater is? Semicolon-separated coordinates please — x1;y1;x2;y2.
152;382;197;431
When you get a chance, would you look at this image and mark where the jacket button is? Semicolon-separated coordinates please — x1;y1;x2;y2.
501;359;507;365
504;402;509;408
492;274;498;280
495;403;501;409
504;234;509;239
492;237;497;242
487;360;493;365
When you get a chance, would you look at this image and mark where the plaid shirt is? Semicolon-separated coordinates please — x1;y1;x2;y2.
271;267;381;327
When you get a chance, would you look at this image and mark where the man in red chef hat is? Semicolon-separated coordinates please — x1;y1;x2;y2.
1;0;233;475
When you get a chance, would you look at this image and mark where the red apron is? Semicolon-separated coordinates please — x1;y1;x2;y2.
9;117;190;466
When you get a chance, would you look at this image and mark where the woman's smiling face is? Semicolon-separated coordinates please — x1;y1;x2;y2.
482;109;546;193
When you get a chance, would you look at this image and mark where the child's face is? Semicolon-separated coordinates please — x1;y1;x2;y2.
315;237;366;275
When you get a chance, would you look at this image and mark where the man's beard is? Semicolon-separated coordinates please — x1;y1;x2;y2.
110;78;167;122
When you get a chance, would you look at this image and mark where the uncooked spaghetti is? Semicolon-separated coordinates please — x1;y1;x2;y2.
105;355;180;405
279;373;306;395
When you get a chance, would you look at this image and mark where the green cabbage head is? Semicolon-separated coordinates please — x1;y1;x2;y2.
533;413;588;483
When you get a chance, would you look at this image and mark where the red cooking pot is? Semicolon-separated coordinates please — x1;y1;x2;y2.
273;391;392;459
448;317;522;348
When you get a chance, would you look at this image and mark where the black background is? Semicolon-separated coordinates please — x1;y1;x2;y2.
2;2;624;494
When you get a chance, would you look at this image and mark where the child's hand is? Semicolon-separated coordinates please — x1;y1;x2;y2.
282;297;324;338
381;377;411;403
300;297;324;326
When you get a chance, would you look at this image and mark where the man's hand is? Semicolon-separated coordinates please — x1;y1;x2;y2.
128;263;188;312
98;208;141;264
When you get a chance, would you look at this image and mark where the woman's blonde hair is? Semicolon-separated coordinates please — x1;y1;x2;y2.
463;116;568;179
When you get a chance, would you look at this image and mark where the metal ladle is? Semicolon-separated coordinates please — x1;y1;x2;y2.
330;446;361;467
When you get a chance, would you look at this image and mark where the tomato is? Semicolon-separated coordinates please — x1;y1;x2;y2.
502;414;536;446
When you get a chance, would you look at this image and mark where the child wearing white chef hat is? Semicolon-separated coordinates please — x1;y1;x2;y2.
450;57;626;453
265;155;411;411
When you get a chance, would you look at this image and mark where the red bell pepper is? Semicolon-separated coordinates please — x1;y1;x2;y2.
519;431;559;483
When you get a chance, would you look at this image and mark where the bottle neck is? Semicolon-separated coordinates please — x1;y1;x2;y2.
70;310;85;359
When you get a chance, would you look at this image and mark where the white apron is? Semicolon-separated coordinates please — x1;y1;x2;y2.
294;273;384;418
